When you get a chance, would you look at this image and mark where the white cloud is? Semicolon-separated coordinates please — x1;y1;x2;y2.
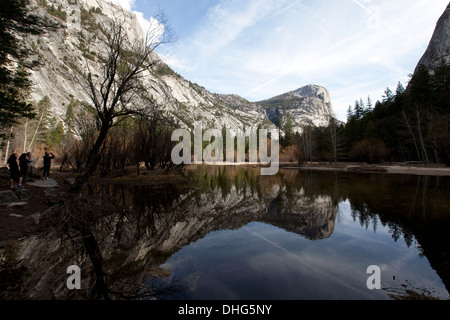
104;0;164;44
192;0;290;55
133;10;164;42
145;0;448;121
105;0;135;12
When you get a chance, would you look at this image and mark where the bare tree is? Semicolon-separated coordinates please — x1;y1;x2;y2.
71;12;174;193
298;122;317;163
328;117;345;164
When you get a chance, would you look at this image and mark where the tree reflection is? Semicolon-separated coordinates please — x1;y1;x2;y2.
1;166;449;299
26;181;188;300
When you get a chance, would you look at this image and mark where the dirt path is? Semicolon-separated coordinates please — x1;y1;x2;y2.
0;172;74;248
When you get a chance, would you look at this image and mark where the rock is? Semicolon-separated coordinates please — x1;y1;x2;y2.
26;0;333;137
27;178;58;188
0;190;19;204
257;84;336;133
63;178;75;185
44;188;61;199
31;212;41;224
415;3;450;73
14;189;33;201
0;167;10;179
9;213;24;218
7;202;29;208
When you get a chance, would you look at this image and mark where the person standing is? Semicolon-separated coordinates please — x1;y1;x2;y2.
42;152;55;180
18;153;29;182
27;152;35;182
7;153;24;189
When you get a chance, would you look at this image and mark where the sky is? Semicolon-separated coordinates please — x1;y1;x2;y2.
107;0;449;122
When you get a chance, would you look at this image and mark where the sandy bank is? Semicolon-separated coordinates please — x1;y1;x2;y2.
279;162;450;176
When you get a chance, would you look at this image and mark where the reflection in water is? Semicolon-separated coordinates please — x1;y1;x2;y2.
0;166;449;299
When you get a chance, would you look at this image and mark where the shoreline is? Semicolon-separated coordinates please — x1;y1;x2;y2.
280;162;450;176
185;162;450;176
0;163;448;247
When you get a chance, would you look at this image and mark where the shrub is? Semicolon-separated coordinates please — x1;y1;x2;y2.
350;139;391;163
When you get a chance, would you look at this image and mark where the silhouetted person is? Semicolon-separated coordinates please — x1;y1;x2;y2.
8;153;24;189
42;152;55;180
18;153;29;182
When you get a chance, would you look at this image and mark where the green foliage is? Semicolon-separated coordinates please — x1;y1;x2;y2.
0;65;35;128
40;1;67;22
45;118;66;147
153;62;178;77
0;0;47;129
286;63;449;165
344;62;450;165
280;117;294;148
80;6;104;34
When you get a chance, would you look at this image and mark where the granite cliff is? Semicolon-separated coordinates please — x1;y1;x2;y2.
28;0;336;133
415;2;450;73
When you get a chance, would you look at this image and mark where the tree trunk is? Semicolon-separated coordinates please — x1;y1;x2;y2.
28;110;45;152
415;106;429;164
4;127;13;164
23;118;28;153
71;124;111;194
78;224;110;300
402;111;421;161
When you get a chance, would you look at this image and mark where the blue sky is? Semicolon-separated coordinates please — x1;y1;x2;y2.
108;0;449;121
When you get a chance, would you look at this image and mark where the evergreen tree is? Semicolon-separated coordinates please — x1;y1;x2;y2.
281;117;293;147
342;62;450;165
347;106;354;122
432;61;450;114
382;87;394;104
395;82;405;95
0;0;50;128
354;100;364;120
366;96;373;112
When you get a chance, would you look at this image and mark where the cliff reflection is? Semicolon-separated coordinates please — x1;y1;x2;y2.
0;166;449;299
185;166;340;240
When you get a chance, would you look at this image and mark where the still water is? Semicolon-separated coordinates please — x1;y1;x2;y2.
1;166;449;300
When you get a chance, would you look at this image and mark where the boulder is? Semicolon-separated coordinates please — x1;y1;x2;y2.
44;188;61;199
0;167;10;179
7;202;29;208
27;178;58;188
63;178;75;185
14;188;33;201
0;190;20;203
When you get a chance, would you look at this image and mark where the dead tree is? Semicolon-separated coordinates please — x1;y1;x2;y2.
71;13;174;193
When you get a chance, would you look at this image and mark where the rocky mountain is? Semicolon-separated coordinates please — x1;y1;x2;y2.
415;2;450;73
257;85;335;133
27;0;335;134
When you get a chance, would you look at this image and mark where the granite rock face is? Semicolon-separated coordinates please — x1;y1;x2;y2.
28;0;335;134
258;84;335;133
415;3;450;73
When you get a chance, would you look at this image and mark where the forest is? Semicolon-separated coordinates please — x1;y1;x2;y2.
281;62;450;166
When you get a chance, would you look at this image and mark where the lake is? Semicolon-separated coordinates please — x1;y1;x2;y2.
1;166;449;300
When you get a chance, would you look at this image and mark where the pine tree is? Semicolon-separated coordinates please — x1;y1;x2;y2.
366;96;373;112
0;0;50;128
281;117;293;147
347;106;354;122
382;88;394;104
395;82;405;95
